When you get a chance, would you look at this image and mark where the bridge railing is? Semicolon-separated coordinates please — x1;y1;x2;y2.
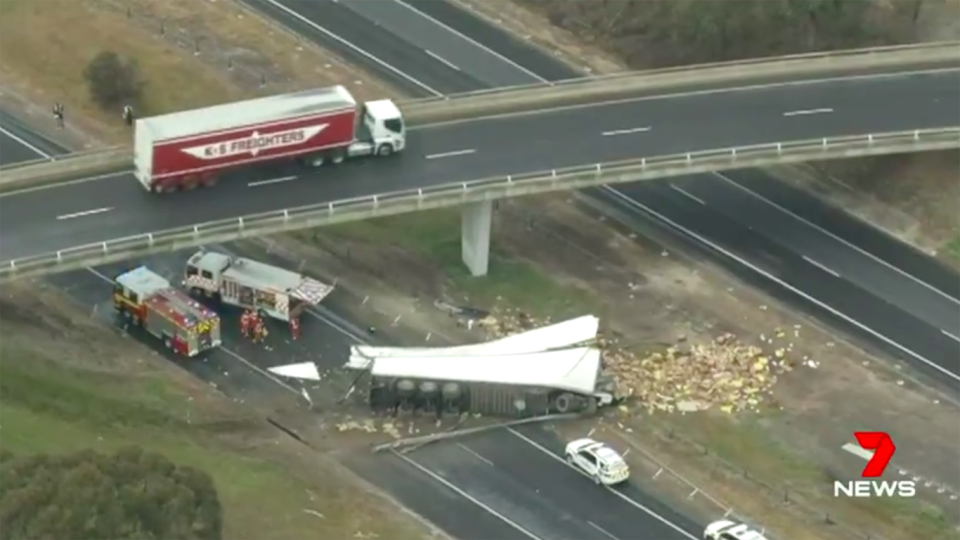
2;42;956;193
0;146;132;192
403;40;960;105
3;127;957;282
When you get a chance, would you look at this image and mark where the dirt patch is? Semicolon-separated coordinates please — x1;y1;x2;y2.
0;0;395;144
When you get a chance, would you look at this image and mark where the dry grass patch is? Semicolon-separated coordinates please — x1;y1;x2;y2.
0;0;396;144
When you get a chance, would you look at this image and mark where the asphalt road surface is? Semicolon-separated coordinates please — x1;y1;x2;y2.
2;1;959;535
2;70;958;262
346;425;701;540
234;0;960;386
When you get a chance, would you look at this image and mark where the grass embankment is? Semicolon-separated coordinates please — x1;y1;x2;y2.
0;338;425;540
0;0;392;143
305;208;596;319
641;413;958;540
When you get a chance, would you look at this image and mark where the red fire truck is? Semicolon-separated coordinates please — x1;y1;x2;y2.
133;85;406;193
113;266;222;356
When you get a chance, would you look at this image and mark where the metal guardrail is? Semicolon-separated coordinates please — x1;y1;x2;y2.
402;42;960;124
402;40;960;106
2;42;956;193
2;127;957;282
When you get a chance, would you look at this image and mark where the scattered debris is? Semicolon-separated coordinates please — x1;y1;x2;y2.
600;332;793;414
268;362;321;381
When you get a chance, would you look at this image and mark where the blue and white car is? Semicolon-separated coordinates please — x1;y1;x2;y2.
564;438;630;485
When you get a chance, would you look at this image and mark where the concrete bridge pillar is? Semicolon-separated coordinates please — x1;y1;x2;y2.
461;200;492;277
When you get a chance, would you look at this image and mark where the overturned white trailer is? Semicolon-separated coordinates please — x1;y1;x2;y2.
364;348;614;418
346;315;601;369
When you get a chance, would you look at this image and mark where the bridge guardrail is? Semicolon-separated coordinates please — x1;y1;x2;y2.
401;42;960;124
0;146;132;193
3;42;956;193
3;127;957;282
403;40;960;106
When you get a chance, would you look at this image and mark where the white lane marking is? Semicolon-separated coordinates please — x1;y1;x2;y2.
457;443;494;466
714;172;960;306
802;255;840;278
392;450;543;540
56;207;113;220
841;442;874;461
424;49;461;72
587;521;622;540
669;184;706;205
84;266;305;398
258;0;442;96
410;68;959;131
601;126;652;137
783;107;834;117
942;328;960;344
247;175;297;187
391;0;549;83
425;148;476;160
601;185;960;384
0;125;52;159
506;428;698;540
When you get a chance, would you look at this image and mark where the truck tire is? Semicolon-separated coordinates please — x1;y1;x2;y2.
331;151;346;164
554;393;573;414
376;144;393;157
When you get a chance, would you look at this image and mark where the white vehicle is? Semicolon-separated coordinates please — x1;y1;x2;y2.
184;250;333;322
564;438;630;485
704;519;768;540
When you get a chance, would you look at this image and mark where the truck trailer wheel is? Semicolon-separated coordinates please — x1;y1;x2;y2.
376;144;393;157
554;393;573;414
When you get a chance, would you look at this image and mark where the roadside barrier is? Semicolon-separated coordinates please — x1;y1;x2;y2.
3;127;956;282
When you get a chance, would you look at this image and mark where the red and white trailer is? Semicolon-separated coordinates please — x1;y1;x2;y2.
133;85;406;193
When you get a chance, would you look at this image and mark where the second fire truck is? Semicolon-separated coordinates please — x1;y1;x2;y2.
183;250;334;323
113;266;222;356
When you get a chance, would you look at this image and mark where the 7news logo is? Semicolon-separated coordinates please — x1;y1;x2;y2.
834;432;916;498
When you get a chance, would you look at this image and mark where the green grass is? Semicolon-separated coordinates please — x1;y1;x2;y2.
0;337;429;540
945;235;960;262
647;412;960;540
311;209;597;318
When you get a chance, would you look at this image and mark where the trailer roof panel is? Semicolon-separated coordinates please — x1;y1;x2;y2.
139;85;357;142
347;315;599;370
368;348;601;395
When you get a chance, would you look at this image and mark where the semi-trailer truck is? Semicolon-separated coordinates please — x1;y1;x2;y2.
133;85;405;193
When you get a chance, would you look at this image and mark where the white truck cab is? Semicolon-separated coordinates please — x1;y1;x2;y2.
703;519;768;540
351;99;405;158
564;438;630;486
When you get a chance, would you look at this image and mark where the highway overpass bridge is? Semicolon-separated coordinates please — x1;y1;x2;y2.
1;44;959;280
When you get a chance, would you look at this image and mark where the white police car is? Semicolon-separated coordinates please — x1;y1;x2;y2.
704;519;768;540
564;438;630;485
